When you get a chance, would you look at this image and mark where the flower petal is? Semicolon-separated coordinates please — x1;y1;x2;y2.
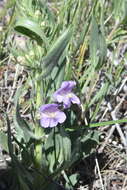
61;81;76;90
39;103;66;128
40;104;58;112
40;117;50;128
56;111;66;123
63;97;71;108
53;93;63;103
71;93;80;105
49;118;58;128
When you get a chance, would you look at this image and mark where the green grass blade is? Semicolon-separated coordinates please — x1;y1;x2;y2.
89;118;127;128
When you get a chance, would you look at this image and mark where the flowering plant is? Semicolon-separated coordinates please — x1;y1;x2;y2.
39;103;66;128
39;81;80;128
0;1;99;189
7;78;99;190
1;1;127;189
53;81;80;108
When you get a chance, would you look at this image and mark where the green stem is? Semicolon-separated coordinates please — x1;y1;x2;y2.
89;118;127;128
36;80;42;108
34;125;44;189
34;125;43;169
53;128;57;166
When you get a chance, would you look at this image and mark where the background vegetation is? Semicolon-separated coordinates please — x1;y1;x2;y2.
0;0;127;189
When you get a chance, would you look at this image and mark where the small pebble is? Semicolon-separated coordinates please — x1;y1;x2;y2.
112;141;117;146
108;139;112;143
123;85;127;93
118;144;123;149
100;135;105;139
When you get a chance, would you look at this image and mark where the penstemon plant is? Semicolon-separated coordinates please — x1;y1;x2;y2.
6;2;99;185
1;0;127;190
11;79;99;190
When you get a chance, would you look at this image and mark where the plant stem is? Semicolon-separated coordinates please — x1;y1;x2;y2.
34;125;43;169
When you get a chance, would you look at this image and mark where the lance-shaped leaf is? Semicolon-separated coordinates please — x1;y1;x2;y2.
44;127;71;173
41;27;72;78
90;16;107;67
13;88;41;142
0;131;8;153
14;18;48;46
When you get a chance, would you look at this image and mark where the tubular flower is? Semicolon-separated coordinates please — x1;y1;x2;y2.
53;81;80;108
39;104;66;128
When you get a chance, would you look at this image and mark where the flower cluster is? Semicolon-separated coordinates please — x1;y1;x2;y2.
39;81;80;128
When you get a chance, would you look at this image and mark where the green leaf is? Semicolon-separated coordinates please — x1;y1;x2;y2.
44;127;71;173
38;0;56;24
14;18;48;46
98;31;107;66
12;158;33;190
50;52;66;89
90;16;99;64
6;114;14;159
14;103;33;142
69;173;79;186
41;27;72;78
59;127;71;162
13;88;40;142
18;175;30;190
113;0;123;21
63;171;79;189
81;130;100;157
90;16;107;67
122;0;127;23
0;131;8;153
81;130;100;144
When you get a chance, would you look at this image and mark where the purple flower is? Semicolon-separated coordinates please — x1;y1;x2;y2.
53;81;80;108
39;104;66;128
